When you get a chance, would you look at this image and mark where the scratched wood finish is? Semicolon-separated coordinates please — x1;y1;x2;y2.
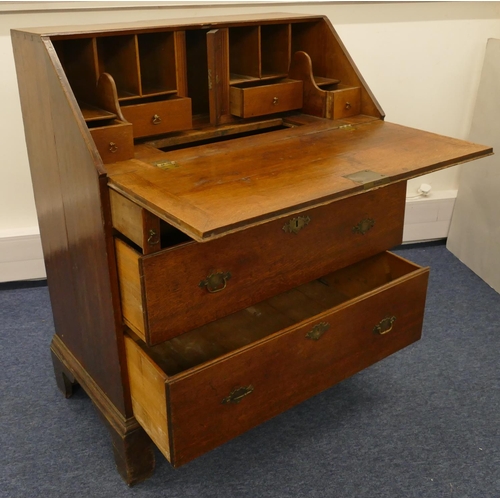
110;190;161;253
230;78;303;118
12;32;132;417
117;183;405;345
124;335;171;461
12;13;493;484
121;97;192;138
291;18;384;119
124;251;429;466
207;28;231;125
89;120;134;163
134;251;419;375
107;119;491;240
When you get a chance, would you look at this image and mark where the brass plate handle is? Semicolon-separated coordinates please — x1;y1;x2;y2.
199;271;231;293
222;385;254;404
152;114;162;125
272;97;279;105
147;229;160;246
108;142;118;153
283;215;311;235
353;218;375;235
305;322;330;341
373;316;396;335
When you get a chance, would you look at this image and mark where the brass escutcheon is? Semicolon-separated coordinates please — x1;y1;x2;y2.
222;385;254;404
353;218;375;235
147;229;160;246
306;322;330;341
373;316;396;335
152;114;162;125
199;271;232;293
108;142;118;153
283;215;311;235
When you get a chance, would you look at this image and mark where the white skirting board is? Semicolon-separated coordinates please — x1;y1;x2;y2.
402;190;457;244
0;228;46;283
0;194;456;283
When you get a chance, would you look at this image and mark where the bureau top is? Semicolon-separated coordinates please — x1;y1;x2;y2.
12;12;321;37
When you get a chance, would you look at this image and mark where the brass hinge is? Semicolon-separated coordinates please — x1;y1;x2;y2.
151;160;179;170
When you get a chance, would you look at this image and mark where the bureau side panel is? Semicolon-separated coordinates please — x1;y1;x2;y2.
11;31;131;416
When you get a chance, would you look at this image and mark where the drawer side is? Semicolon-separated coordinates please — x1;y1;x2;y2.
124;335;171;461
115;238;147;338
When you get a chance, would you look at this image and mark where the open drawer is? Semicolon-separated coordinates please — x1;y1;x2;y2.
115;182;406;345
124;251;429;467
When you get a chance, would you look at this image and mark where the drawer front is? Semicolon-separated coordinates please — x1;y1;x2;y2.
119;182;406;345
165;254;429;466
89;121;134;163
121;97;192;138
332;87;361;120
230;80;303;118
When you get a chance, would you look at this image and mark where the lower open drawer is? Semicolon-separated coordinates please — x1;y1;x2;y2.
124;251;429;467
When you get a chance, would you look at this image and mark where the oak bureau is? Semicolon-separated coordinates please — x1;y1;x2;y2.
12;13;491;485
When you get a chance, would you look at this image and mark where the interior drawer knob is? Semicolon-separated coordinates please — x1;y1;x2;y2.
152;114;162;125
199;271;232;293
222;385;254;404
147;229;160;246
108;142;118;153
272;96;279;105
305;322;330;341
373;316;396;335
345;101;352;110
353;218;375;235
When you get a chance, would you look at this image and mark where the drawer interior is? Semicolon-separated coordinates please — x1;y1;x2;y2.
130;251;421;377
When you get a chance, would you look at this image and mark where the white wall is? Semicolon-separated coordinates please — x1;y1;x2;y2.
1;1;499;281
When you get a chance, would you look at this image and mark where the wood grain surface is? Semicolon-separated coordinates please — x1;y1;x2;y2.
167;261;428;466
124;182;406;345
107;119;491;240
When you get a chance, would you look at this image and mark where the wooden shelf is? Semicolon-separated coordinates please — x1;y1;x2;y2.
314;76;340;88
80;103;117;122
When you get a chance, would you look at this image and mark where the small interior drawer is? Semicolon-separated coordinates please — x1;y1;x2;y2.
230;78;303;118
330;86;361;120
124;251;429;467
121;96;192;138
88;120;134;163
115;182;406;346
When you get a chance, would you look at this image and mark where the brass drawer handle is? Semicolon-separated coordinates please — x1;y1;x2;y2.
199;271;231;293
152;114;162;125
108;142;118;153
147;229;160;246
345;101;352;110
305;322;330;341
222;385;254;404
353;218;375;235
373;316;396;335
282;215;311;234
272;97;279;105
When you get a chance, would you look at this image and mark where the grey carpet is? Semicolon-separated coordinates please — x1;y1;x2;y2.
1;241;499;497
